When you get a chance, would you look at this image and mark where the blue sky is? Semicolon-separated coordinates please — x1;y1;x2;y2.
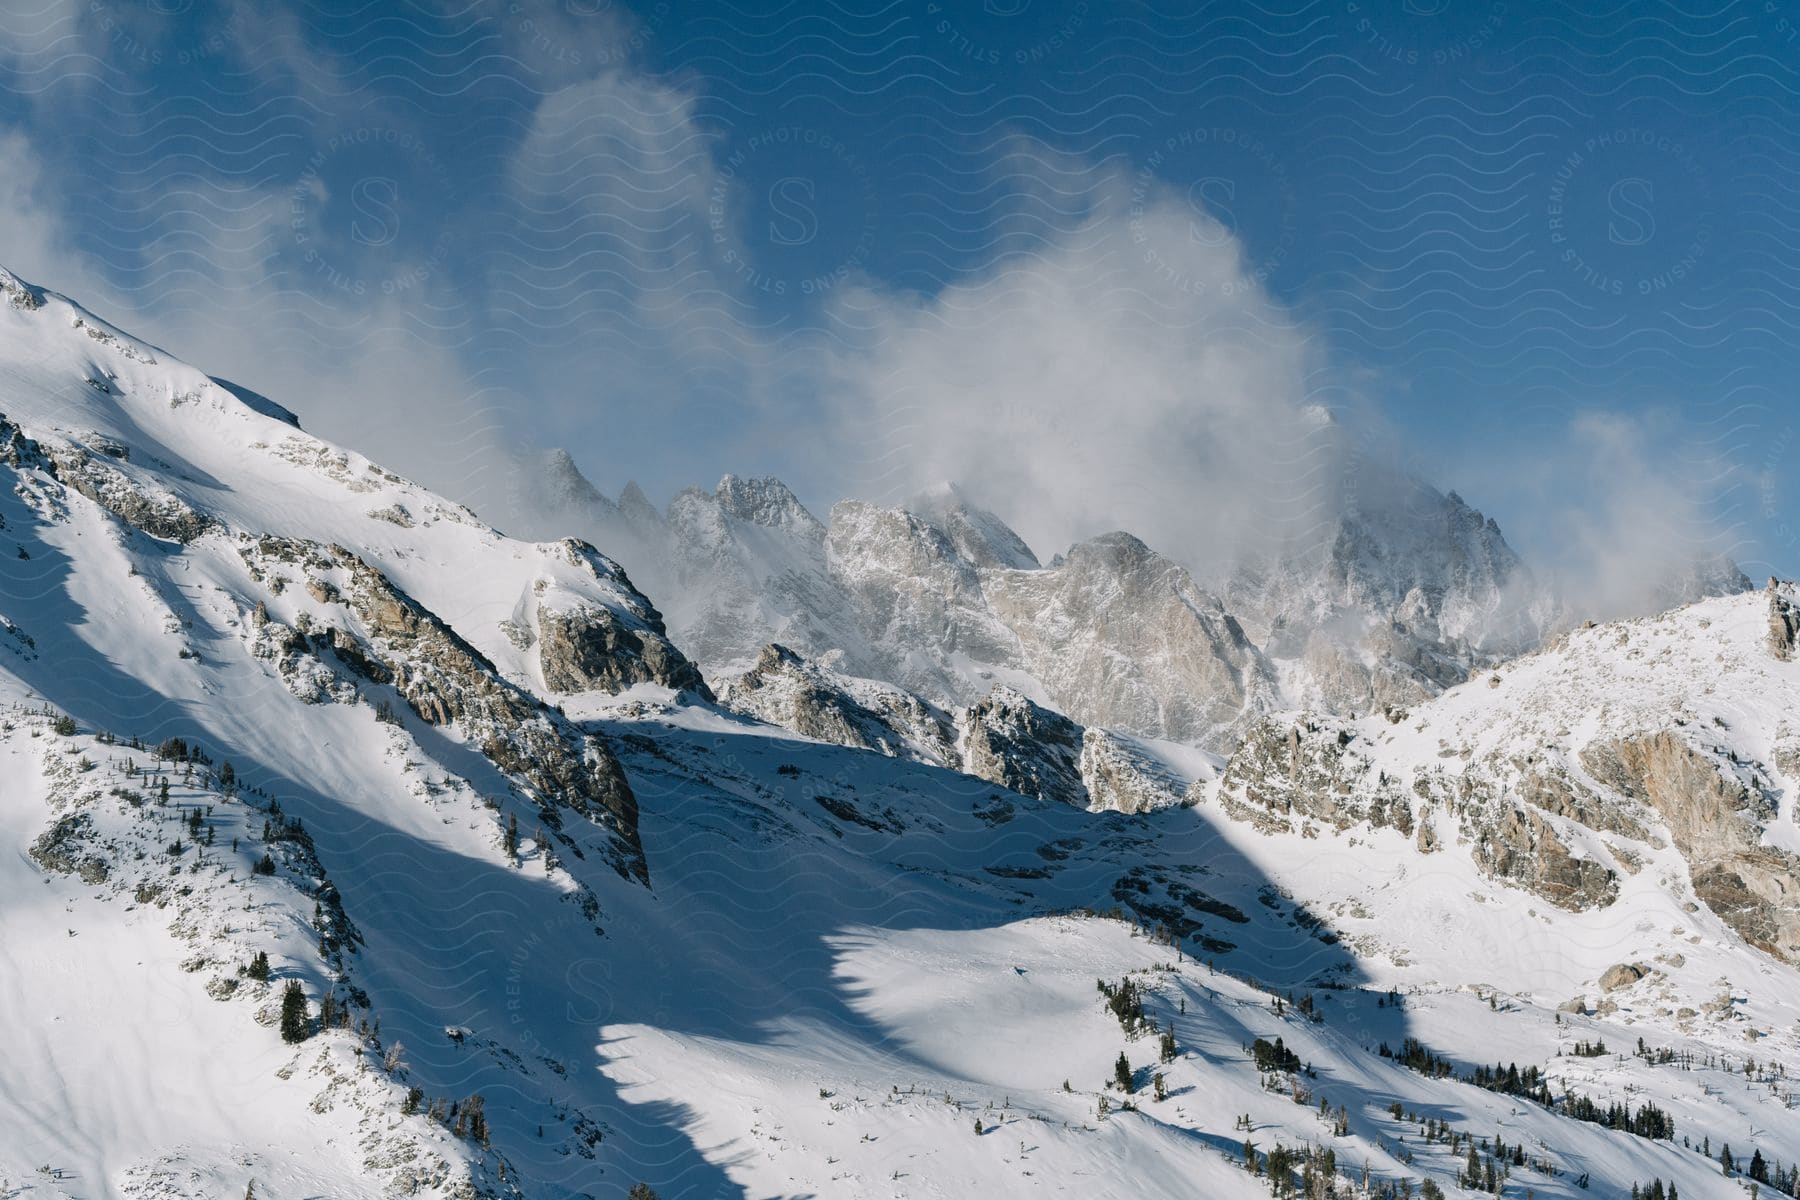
1;0;1796;600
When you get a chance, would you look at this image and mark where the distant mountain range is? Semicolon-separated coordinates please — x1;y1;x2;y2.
518;448;1748;749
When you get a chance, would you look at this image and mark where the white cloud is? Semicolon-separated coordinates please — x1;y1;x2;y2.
1499;409;1746;622
803;172;1347;570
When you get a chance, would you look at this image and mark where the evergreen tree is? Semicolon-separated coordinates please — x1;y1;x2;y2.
463;1093;488;1143
245;950;270;981
503;813;519;858
627;1186;658;1200
1751;1149;1769;1183
1723;1144;1736;1175
279;980;310;1043
1114;1051;1133;1091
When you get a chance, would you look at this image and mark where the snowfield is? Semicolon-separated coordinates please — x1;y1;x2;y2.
3;264;1800;1198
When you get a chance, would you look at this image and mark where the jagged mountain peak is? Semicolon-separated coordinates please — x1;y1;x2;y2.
904;480;1041;570
0;262;47;309
712;472;824;535
616;477;659;524
537;447;617;516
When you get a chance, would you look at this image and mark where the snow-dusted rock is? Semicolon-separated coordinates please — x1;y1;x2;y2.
957;685;1087;808
719;642;956;765
532;539;711;699
1770;576;1799;661
1217;583;1800;956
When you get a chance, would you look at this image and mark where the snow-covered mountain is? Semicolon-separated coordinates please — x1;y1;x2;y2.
524;467;1280;748
1220;469;1554;715
523;450;1745;757
5;264;1800;1200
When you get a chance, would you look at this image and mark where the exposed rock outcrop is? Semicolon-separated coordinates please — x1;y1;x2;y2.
1219;718;1414;835
1468;804;1618;911
981;532;1275;747
0;266;43;310
720;643;955;765
228;536;648;881
291;542;647;880
534;540;711;699
1769;578;1797;661
958;686;1087;808
1599;962;1647;991
906;481;1040;570
722;649;1188;811
47;445;212;543
525;469;1276;748
1078;728;1186;814
1582;732;1800;961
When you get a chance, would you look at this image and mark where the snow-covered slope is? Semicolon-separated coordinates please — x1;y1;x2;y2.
5;265;1800;1200
1217;581;1800;968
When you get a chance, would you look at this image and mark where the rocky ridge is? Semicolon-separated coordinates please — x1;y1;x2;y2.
719;646;1194;814
1215;583;1800;964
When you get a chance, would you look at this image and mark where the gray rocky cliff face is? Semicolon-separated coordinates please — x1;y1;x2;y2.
718;643;956;765
514;453;1622;746
47;444;213;544
1219;715;1626;911
514;460;1279;747
905;482;1040;570
1225;482;1551;717
1769;578;1798;661
957;686;1088;808
719;649;1190;814
1582;732;1800;962
533;540;712;700
1215;662;1800;956
1219;719;1415;837
1077;728;1186;814
1465;803;1620;912
981;532;1274;747
239;536;649;882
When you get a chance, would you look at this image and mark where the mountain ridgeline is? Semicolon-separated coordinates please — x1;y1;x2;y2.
519;450;1746;752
